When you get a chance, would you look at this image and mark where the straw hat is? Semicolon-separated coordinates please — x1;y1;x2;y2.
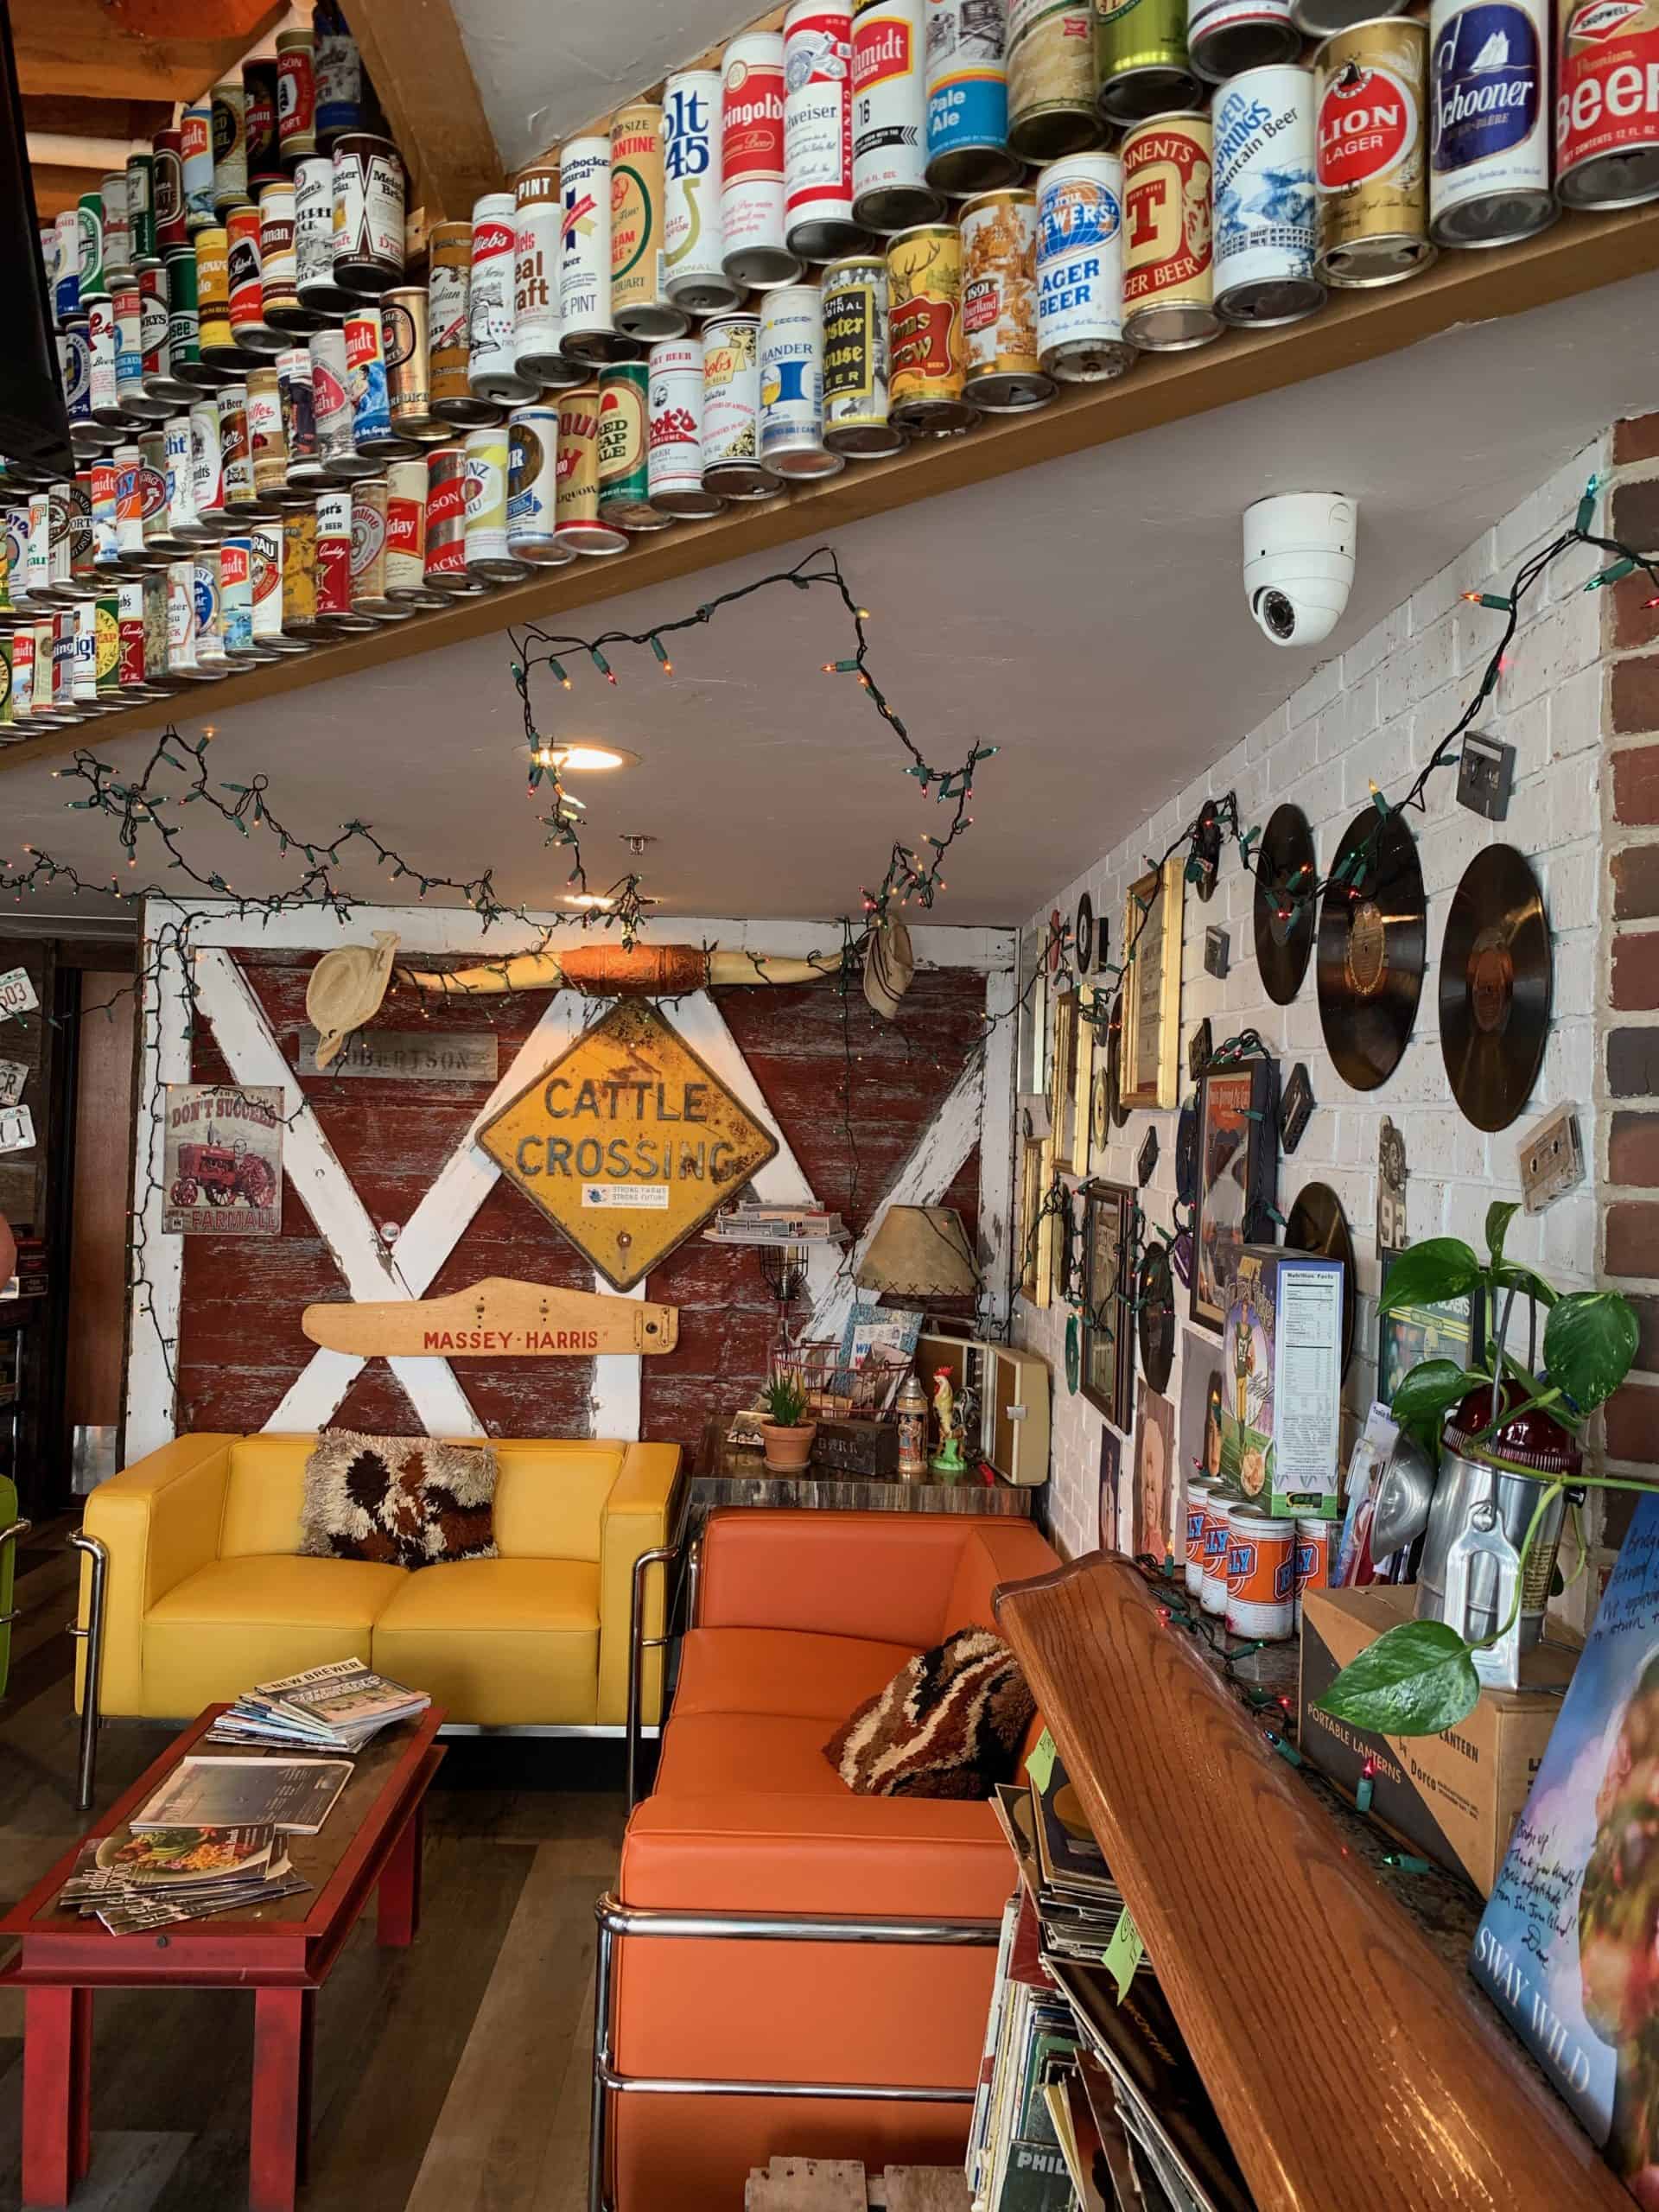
862;914;914;1022
306;931;400;1069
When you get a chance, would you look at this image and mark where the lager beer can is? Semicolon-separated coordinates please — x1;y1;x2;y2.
664;71;743;313
77;190;106;299
561;137;631;364
194;550;229;667
702;313;770;498
245;59;282;192
1558;0;1659;207
786;2;868;257
429;221;499;427
247;363;289;500
647;336;725;517
280;507;316;637
181;105;215;232
887;221;976;426
1007;0;1102;161
260;180;310;332
424;445;478;594
1035;152;1135;378
277;27;318;164
960;186;1054;410
507;402;572;563
101;171;131;285
309;325;358;474
314;485;359;625
722;33;799;287
211;80;249;219
1122;111;1221;347
351;476;399;616
125;150;157;268
555;385;627;554
1314;18;1437;285
154;129;188;253
1428;0;1553;245
190;395;226;527
513;168;577;387
279;346;323;487
1213;65;1325;323
162;245;206;395
853;0;946;228
925;0;1024;194
1190;0;1300;83
386;455;442;601
613;102;683;336
760;284;844;477
219;534;256;653
470;194;540;404
295;153;352;316
1095;0;1201;124
823;253;905;454
344;304;406;462
464;424;530;580
332;134;405;296
597;362;670;528
382;287;439;437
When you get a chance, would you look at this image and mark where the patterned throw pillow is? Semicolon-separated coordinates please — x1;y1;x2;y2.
297;1432;498;1571
824;1627;1036;1800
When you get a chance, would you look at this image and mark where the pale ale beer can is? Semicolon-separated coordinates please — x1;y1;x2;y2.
507;402;570;562
1095;0;1201;124
613;102;682;337
960;188;1054;409
1035;151;1135;378
561;137;632;362
598;362;670;528
853;0;947;227
887;221;976;426
471;193;540;404
1212;65;1325;323
1428;0;1554;245
1314;18;1436;285
1190;0;1300;82
515;166;582;385
464;424;529;581
823;253;906;454
1556;0;1659;208
760;284;844;476
647;337;725;517
702;312;770;497
787;2;868;255
429;221;499;427
663;71;743;313
1123;111;1220;347
1007;0;1103;162
556;385;628;554
925;0;1022;195
722;32;800;285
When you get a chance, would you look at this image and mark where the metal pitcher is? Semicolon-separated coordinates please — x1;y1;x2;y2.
1414;1440;1567;1652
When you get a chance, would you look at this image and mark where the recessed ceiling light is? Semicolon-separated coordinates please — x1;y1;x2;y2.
565;893;614;908
542;744;638;772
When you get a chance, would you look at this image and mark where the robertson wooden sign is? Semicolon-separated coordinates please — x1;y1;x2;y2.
302;1277;679;1357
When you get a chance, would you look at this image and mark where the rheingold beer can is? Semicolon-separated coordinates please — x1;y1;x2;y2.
507;402;566;561
664;70;743;313
1315;18;1436;285
722;32;799;286
1212;65;1325;323
211;80;248;218
1007;0;1103;160
515;165;570;384
276;27;317;163
190;397;226;530
382;287;438;438
1123;111;1220;346
313;485;357;624
1428;0;1553;245
471;193;540;404
386;455;442;601
613;102;681;337
561;137;630;363
823;253;905;454
345;304;404;462
277;348;324;487
1557;0;1659;208
887;221;976;425
854;0;946;228
295;153;353;316
1191;0;1300;82
219;533;255;652
702;312;770;497
760;284;843;476
181;105;215;231
786;2;867;256
960;186;1053;409
424;443;479;594
429;221;498;427
333;133;405;296
155;130;188;254
351;477;398;616
648;336;724;517
465;424;529;580
1095;0;1201;123
597;361;670;526
1035;151;1135;378
280;507;317;638
926;0;1023;193
556;385;627;554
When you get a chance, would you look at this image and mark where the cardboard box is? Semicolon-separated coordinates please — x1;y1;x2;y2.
1299;1584;1579;1895
1218;1244;1344;1519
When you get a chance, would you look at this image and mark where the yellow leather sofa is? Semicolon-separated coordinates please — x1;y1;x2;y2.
72;1432;682;1803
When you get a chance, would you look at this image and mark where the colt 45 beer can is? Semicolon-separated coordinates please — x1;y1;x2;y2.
925;0;1022;194
1035;152;1135;378
1314;17;1436;284
1557;0;1659;208
663;71;744;314
1428;0;1554;245
1212;64;1325;323
1123;111;1220;347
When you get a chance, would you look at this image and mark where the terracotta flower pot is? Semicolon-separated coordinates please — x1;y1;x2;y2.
762;1421;817;1474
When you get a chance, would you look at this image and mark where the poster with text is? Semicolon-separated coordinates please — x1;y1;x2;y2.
162;1085;283;1236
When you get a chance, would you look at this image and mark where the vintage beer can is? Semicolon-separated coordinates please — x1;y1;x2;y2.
560;137;630;362
1428;0;1554;245
227;204;283;355
62;324;98;452
1199;1491;1235;1615
464;424;529;580
514;168;574;385
260;181;308;331
721;33;799;287
181;105;215;232
647;337;724;516
23;489;51;599
51;208;79;322
136;265;176;413
759;284;843;476
382;287;438;437
77;190;106;299
429;222;497;427
315;2;364;147
823;253;905;454
333;134;405;295
252;523;302;650
67;474;96;591
219;534;255;653
613;102;681;337
154;129;188;255
87;296;122;428
111;445;143;566
190;395;226;528
506;403;570;562
470;194;540;404
126;150;158;268
1095;0;1202;123
276;348;323;488
351;477;398;615
555;385;627;554
295;154;352;316
114;575;148;686
702;313;770;497
1226;1506;1296;1640
596;362;669;527
216;385;264;524
1035;153;1135;378
211;80;249;218
245;60;282;193
1558;0;1659;207
95;591;123;695
853;0;946;228
1123;111;1220;346
1294;1514;1331;1626
888;221;976;425
3;503;28;608
47;481;78;595
960;187;1053;409
162;245;207;393
100;171;131;285
113;282;149;419
308;325;357;474
8;627;31;722
90;457;120;568
167;412;208;542
786;2;867;257
247;364;289;500
72;598;100;705
664;70;743;313
423;445;476;593
386;456;441;601
313;486;357;624
345;305;404;461
1191;0;1300;82
1212;66;1325;323
166;558;200;675
276;27;318;163
1315;19;1436;284
925;0;1023;194
194;551;229;667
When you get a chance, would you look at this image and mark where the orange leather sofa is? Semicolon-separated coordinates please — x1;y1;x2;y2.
595;1508;1059;2212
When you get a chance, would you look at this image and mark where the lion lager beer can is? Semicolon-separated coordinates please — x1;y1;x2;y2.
1557;0;1659;208
333;134;405;295
382;287;438;438
887;221;976;426
647;336;724;516
1123;111;1220;346
295;154;351;317
1007;0;1102;162
276;27;317;164
701;312;770;497
278;348;323;487
563;137;633;364
424;443;480;594
1428;0;1553;244
211;80;248;219
759;284;843;477
195;549;229;666
247;364;289;501
154;129;188;254
1213;65;1325;323
313;485;356;624
721;32;798;287
613;101;681;337
1192;0;1300;79
351;477;398;616
1035;152;1135;378
429;221;498;426
162;245;205;395
960;186;1053;410
190;395;226;528
471;193;539;404
346;304;405;462
823;252;905;454
245;59;282;192
515;166;569;385
597;362;670;526
386;455;442;601
277;511;315;639
464;423;529;580
1096;0;1200;122
854;0;945;228
664;70;743;313
1315;18;1436;284
926;0;1022;193
555;385;627;554
260;181;308;331
228;203;283;355
181;105;214;232
787;2;868;256
506;402;567;561
219;533;255;652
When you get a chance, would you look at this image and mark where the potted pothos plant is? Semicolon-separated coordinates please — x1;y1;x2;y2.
760;1372;817;1475
1316;1202;1641;1740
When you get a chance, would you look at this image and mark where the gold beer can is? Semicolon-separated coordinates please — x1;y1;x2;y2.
281;504;317;633
887;225;976;431
1007;0;1103;163
1314;17;1435;287
1094;0;1201;126
429;219;499;427
1122;111;1221;350
959;189;1054;412
382;283;439;438
611;101;681;340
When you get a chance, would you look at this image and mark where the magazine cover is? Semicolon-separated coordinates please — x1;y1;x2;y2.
1471;1495;1659;2200
132;1755;352;1835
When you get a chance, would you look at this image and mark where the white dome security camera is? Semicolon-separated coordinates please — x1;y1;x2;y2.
1243;493;1357;649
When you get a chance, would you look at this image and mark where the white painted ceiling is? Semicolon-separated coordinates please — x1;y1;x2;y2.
5;270;1657;932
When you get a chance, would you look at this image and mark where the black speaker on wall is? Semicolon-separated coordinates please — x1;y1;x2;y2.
0;0;73;477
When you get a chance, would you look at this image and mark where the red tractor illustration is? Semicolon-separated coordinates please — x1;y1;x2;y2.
169;1128;276;1213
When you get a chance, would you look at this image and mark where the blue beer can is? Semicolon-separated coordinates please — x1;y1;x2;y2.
925;0;1022;194
1427;0;1554;248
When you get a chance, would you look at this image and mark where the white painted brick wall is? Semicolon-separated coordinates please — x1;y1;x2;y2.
1013;441;1609;1568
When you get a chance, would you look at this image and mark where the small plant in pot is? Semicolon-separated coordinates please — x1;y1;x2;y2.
760;1373;817;1474
1317;1202;1640;1741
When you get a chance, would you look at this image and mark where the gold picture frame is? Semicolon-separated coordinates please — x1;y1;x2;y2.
1046;986;1079;1174
1121;855;1185;1111
1071;985;1096;1177
1019;1135;1053;1307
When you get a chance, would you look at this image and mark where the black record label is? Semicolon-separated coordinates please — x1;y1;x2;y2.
1254;803;1318;1006
1284;1179;1357;1377
1175;1094;1199;1209
1137;1243;1175;1392
1316;808;1427;1092
1439;843;1552;1133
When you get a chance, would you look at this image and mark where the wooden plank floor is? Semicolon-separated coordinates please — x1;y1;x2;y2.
0;1517;625;2212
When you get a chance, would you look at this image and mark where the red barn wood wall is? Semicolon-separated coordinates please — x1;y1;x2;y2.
175;952;986;1454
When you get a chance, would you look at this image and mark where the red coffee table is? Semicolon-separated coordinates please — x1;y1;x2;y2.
2;1701;445;2211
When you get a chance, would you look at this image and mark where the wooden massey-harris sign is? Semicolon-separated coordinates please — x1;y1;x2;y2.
302;1278;679;1357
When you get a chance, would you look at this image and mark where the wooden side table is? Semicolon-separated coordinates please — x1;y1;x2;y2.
690;1414;1036;1541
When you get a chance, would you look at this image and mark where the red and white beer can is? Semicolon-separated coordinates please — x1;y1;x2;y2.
785;1;863;260
313;485;357;623
1558;0;1659;207
385;456;438;601
647;336;723;517
722;31;800;286
423;443;475;593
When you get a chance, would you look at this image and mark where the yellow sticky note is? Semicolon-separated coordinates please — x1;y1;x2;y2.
1027;1727;1057;1793
1104;1910;1144;2002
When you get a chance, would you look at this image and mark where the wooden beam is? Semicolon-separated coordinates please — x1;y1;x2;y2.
10;1;284;105
23;95;175;142
343;0;503;224
28;162;109;218
3;200;1656;780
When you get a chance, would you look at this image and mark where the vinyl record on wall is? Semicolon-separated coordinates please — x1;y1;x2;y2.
1175;1093;1200;1208
1284;1179;1357;1376
1137;1243;1175;1391
1076;891;1094;974
1253;803;1318;1006
1316;808;1427;1093
1439;843;1553;1133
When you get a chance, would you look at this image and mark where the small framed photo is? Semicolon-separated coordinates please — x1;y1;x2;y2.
1121;854;1185;1111
1133;1380;1178;1565
1019;1136;1053;1309
1376;1283;1483;1406
1190;1058;1278;1335
1046;986;1079;1173
1080;1179;1135;1431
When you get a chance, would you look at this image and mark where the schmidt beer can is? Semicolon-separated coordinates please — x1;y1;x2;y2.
464;424;529;580
90;457;120;567
1558;0;1659;207
722;33;799;286
429;222;498;426
382;288;438;437
351;477;398;616
276;27;318;163
1315;19;1437;284
277;347;324;487
786;2;868;256
1035;152;1135;378
295;154;352;316
181;105;215;231
1123;111;1221;346
219;534;254;653
759;284;843;477
386;455;442;601
926;0;1023;193
1213;65;1325;323
1096;0;1201;122
514;168;578;386
1191;0;1300;81
561;137;632;363
342;304;401;463
470;195;538;405
1428;0;1553;243
424;445;476;594
888;221;976;425
167;411;208;541
556;385;627;554
854;0;946;228
664;70;744;313
960;187;1054;409
279;509;316;638
597;362;670;527
1007;0;1102;160
333;134;405;294
702;313;770;497
506;402;565;560
211;80;249;217
155;130;188;253
647;337;724;516
823;253;905;454
613;102;681;337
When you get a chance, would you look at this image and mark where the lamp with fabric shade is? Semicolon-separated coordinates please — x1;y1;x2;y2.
854;1205;980;1301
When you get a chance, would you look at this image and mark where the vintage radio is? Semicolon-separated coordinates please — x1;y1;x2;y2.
918;1328;1051;1488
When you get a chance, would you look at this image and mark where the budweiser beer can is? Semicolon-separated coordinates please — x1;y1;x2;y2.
1429;0;1554;245
760;284;843;477
281;505;317;635
1557;0;1659;207
211;80;248;218
472;193;540;404
276;27;317;163
344;305;403;462
278;347;324;487
260;180;308;331
332;134;405;294
309;325;357;473
464;424;529;580
1315;19;1437;285
561;137;630;363
888;221;976;425
382;287;438;436
181;105;215;232
701;312;770;497
219;533;255;653
597;361;669;528
664;70;743;313
247;364;288;499
556;385;627;554
245;59;282;191
613;102;682;336
1294;1514;1331;1626
1213;65;1325;323
1226;1507;1296;1640
295;154;351;316
154;130;188;253
854;0;945;228
227;203;283;354
1191;0;1300;82
194;550;228;667
429;221;498;426
313;486;359;624
507;403;571;562
961;186;1053;409
1123;111;1220;346
1035;153;1135;378
722;32;800;286
424;445;476;593
351;476;398;615
823;253;905;454
1096;0;1201;123
514;168;575;387
647;336;724;516
385;455;439;601
926;0;1023;193
787;2;868;257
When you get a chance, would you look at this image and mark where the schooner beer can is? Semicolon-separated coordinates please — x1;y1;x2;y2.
663;71;744;313
556;385;627;553
786;1;867;256
823;253;906;454
597;361;669;527
926;0;1022;194
429;221;497;427
1123;111;1220;346
702;313;770;496
514;166;579;385
1035;152;1135;378
385;456;439;601
1314;18;1436;285
1095;0;1201;124
1429;0;1553;245
424;446;477;594
647;336;724;517
722;32;800;286
1190;0;1300;83
470;193;539;404
760;284;843;477
560;137;630;362
464;424;529;580
1007;0;1102;162
1213;65;1325;323
382;287;437;437
612;102;682;338
960;188;1054;409
1558;0;1659;207
853;0;946;228
181;105;215;231
887;222;976;427
506;403;569;561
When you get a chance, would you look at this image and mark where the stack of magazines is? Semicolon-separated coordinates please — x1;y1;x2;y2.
205;1658;429;1753
59;1825;308;1937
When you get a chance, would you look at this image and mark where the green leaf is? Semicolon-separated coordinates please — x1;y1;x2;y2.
1386;1358;1479;1433
1379;1239;1482;1317
1491;1262;1558;1310
1485;1200;1521;1268
1543;1291;1641;1414
1313;1620;1483;1738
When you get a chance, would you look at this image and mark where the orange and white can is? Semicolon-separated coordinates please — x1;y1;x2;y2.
1226;1506;1296;1640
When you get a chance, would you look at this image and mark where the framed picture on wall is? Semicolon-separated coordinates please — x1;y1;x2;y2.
1046;985;1077;1173
1080;1179;1135;1431
1070;985;1096;1176
1132;1379;1178;1565
1121;855;1185;1110
1190;1058;1278;1334
1019;1135;1053;1308
1376;1288;1482;1408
